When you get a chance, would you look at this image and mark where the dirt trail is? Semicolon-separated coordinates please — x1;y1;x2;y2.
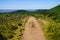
21;17;46;40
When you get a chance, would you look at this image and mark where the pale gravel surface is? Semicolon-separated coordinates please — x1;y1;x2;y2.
21;17;46;40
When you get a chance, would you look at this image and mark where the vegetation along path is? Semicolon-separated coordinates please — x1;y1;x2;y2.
21;17;46;40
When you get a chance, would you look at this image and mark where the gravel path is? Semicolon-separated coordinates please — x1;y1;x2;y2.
21;17;46;40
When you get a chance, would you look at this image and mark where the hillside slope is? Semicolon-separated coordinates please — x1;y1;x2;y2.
50;4;60;14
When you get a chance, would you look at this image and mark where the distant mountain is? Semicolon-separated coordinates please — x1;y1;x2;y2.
0;10;15;13
0;5;60;13
0;9;36;13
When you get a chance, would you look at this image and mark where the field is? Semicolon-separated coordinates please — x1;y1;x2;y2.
0;5;60;40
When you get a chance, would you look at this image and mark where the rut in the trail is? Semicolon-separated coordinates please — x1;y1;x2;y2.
21;17;46;40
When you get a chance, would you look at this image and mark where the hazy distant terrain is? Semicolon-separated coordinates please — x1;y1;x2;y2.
0;10;16;12
0;9;36;13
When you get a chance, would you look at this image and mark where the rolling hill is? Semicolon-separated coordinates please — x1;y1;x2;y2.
50;4;60;14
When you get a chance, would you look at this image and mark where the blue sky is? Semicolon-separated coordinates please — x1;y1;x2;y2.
0;0;60;9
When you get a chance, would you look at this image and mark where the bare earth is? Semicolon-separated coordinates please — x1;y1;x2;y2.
21;17;46;40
